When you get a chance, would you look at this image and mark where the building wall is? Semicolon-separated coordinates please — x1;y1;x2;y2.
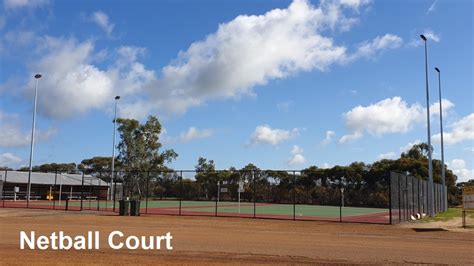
1;182;108;200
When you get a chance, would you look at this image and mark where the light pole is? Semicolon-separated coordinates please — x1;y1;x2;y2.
26;74;42;207
420;34;434;217
435;67;447;212
110;96;120;203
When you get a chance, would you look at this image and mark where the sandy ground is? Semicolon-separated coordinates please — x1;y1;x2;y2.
0;208;473;265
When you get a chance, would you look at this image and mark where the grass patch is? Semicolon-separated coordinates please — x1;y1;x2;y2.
421;208;474;222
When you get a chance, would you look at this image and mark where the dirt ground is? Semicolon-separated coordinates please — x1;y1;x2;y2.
0;208;473;265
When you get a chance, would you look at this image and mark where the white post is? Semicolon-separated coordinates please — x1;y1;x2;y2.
58;174;63;206
238;180;243;214
341;188;345;208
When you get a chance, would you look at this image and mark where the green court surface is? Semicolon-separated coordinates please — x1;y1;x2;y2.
29;199;387;217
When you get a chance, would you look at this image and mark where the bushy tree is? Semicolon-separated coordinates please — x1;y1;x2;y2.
116;115;178;198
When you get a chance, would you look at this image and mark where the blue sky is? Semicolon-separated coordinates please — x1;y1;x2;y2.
0;0;472;182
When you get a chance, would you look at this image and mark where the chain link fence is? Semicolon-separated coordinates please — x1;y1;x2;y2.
390;172;447;223
1;169;447;224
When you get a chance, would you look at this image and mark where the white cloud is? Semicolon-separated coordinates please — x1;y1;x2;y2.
448;159;473;183
339;97;425;143
430;99;454;117
339;131;362;144
165;127;214;144
143;0;353;116
91;11;115;36
377;152;397;160
0;153;22;167
0;110;56;147
320;162;332;169
352;34;403;59
426;1;437;14
422;29;440;42
288;145;306;166
409;29;441;47
400;139;422;153
21;37;155;118
291;145;304;155
321;130;335;145
117;0;394;117
26;38;113;118
3;0;48;10
433;113;474;145
250;125;300;146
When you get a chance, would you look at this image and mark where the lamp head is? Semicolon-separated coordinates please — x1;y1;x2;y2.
420;34;427;41
115;96;121;100
34;74;42;79
435;67;440;73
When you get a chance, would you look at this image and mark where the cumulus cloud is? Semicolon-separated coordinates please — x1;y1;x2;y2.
21;37;155;118
0;153;22;167
377;152;397;160
118;0;397;117
409;29;441;47
339;97;424;143
288;145;306;166
3;0;49;10
338;97;454;144
250;125;300;146
0;110;56;147
400;139;422;153
320;162;332;169
433;113;474;145
430;99;454;117
91;11;115;36
321;130;335;146
351;34;403;59
448;159;473;183
165;127;214;144
422;29;440;42
339;131;362;144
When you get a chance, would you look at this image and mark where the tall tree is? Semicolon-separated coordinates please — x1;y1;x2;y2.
116;115;178;198
195;157;217;199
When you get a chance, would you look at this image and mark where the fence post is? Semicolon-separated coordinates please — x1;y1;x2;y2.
53;171;57;210
398;173;401;223
215;173;218;217
293;171;296;221
2;170;7;208
339;175;342;223
253;170;256;219
145;171;149;214
112;172;117;212
389;172;392;225
80;172;84;211
179;171;182;216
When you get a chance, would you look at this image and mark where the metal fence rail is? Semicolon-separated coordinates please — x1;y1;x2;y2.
0;170;446;224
